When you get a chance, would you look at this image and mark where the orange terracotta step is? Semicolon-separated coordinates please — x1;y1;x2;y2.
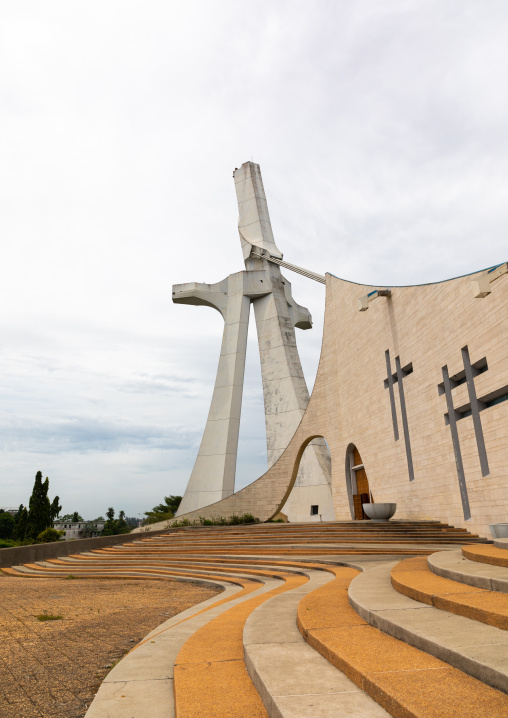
390;557;508;630
297;567;508;717
174;571;308;718
463;544;508;567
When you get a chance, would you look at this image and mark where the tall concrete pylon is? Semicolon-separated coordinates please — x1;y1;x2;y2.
174;162;334;520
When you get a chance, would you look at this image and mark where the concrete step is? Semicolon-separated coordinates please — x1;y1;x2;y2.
82;555;318;717
87;577;279;718
160;521;470;533
141;532;484;542
243;566;390;717
348;561;508;695
3;527;498;717
173;569;310;718
428;549;508;591
140;521;486;545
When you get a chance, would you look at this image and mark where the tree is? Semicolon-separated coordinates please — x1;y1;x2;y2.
14;507;28;541
144;495;182;524
101;508;131;536
102;507;117;536
50;496;62;523
27;472;52;540
12;504;24;539
13;504;24;523
0;512;14;540
153;496;182;515
116;510;127;532
60;513;83;522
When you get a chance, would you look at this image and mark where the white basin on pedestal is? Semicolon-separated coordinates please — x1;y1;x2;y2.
362;503;397;522
489;523;508;539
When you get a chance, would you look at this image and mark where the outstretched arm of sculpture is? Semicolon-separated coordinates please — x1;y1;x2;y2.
282;275;313;330
172;279;228;318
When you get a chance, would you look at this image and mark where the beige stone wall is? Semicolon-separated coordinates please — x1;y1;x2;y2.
321;268;508;539
137;266;508;538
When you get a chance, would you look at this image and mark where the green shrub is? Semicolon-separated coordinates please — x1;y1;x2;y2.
0;539;16;548
37;528;65;543
168;514;260;528
168;518;193;528
199;517;215;526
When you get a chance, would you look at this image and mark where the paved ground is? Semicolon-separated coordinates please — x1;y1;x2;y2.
0;573;221;718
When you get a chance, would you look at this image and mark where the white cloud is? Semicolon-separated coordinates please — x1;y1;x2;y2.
0;0;507;516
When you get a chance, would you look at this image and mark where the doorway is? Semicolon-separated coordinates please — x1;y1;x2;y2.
346;445;373;520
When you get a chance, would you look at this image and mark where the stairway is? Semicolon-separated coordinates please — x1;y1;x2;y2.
3;520;504;717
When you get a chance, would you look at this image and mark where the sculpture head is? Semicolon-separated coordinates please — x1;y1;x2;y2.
233;162;283;262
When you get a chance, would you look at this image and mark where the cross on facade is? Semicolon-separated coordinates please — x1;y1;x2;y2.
438;345;507;520
384;350;415;482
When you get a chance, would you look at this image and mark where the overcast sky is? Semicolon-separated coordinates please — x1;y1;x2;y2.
1;1;507;519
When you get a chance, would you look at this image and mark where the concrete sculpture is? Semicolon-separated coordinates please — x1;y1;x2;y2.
174;162;333;520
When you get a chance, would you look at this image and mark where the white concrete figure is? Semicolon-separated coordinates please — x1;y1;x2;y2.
174;162;333;521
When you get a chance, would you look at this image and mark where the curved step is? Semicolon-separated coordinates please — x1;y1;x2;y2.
36;552;310;716
244;566;390;717
348;562;508;696
85;579;244;718
428;549;508;592
86;562;309;716
391;556;508;630
463;544;508;567
2;528;496;718
173;570;309;717
87;577;282;718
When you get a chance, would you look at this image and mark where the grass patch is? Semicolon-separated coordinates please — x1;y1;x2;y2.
36;611;63;622
65;574;80;580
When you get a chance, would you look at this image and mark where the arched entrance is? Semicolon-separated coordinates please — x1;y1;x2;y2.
345;445;373;520
275;434;335;523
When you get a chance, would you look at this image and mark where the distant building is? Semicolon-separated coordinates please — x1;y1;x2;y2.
53;520;105;539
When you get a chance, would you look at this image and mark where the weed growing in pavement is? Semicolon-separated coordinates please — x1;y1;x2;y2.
36;611;63;621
